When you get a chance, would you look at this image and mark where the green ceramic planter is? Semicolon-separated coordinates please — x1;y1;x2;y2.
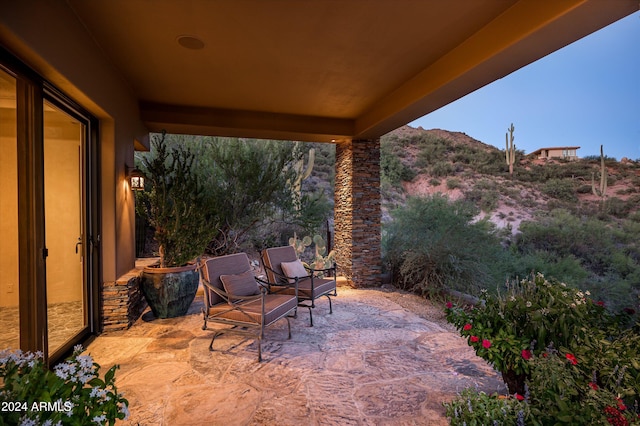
140;263;199;319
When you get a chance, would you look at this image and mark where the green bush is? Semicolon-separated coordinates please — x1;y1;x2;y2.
446;178;462;189
382;195;505;296
444;388;530;425
381;139;416;186
430;161;455;177
0;346;129;425
514;209;640;310
445;273;640;425
541;178;577;202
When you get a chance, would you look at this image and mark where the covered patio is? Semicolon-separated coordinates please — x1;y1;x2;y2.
86;285;505;425
1;0;636;368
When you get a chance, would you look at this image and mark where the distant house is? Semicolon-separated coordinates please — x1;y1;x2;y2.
530;146;580;160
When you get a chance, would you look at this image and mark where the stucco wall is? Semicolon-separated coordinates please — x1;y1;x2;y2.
0;0;149;283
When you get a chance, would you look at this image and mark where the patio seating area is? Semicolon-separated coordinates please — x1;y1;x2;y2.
86;286;505;425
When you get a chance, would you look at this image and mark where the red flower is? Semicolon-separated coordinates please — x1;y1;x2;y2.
588;382;599;391
542;352;548;358
521;349;532;360
616;398;627;411
514;393;524;401
565;353;578;365
470;335;479;343
463;323;472;331
597;301;606;307
482;339;491;349
605;406;629;426
446;301;453;309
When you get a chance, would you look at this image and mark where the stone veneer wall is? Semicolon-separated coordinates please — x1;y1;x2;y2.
334;138;382;287
101;268;147;331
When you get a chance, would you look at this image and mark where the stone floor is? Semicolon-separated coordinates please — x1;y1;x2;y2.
86;287;506;425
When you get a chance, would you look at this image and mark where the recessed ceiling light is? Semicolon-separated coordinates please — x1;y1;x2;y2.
177;35;205;50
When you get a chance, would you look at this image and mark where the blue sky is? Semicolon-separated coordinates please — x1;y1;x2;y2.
410;11;640;161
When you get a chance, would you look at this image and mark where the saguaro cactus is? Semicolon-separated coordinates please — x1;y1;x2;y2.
591;144;608;207
289;142;315;211
505;123;516;177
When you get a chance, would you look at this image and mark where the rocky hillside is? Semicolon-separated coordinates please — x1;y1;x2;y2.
381;125;640;232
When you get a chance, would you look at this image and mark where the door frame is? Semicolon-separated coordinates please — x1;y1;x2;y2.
1;48;101;364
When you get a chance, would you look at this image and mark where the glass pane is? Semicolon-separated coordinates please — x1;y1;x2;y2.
44;100;87;354
0;69;19;350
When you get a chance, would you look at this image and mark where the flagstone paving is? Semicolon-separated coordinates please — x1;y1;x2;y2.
86;287;506;425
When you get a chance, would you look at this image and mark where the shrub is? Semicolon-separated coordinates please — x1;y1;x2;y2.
0;346;129;425
381;139;416;186
607;197;631;218
446;273;623;393
430;161;455;177
444;388;530;425
526;334;640;425
382;195;505;296
446;178;461;190
542;178;577;202
446;272;640;425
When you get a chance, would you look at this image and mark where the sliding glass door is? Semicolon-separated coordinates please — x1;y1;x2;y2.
0;67;19;350
43;100;89;355
0;54;98;363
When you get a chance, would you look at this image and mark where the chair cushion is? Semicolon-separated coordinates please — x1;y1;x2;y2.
281;259;309;283
220;269;260;302
278;277;336;300
208;294;297;325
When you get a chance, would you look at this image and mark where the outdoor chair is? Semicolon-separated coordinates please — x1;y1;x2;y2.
261;245;336;326
198;253;298;361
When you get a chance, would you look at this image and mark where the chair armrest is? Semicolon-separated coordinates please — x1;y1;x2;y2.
303;262;337;277
257;275;299;298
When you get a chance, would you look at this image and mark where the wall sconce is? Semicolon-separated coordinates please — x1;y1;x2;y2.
126;165;145;191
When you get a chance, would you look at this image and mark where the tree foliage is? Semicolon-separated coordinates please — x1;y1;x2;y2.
136;133;212;267
136;134;332;257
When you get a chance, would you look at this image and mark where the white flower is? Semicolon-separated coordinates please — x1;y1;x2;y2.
18;418;37;426
54;365;69;381
77;354;93;370
585;290;591;296
92;414;106;424
526;301;532;308
119;402;130;420
78;373;94;384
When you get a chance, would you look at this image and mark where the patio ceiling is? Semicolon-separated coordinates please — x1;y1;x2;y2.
67;0;637;143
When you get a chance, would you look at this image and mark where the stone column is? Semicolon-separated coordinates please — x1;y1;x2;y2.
334;138;382;287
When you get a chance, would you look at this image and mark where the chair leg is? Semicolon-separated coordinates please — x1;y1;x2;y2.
325;294;333;314
286;317;292;339
209;331;223;351
307;306;313;327
257;335;262;362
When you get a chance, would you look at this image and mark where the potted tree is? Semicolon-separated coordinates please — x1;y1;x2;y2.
136;132;213;318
